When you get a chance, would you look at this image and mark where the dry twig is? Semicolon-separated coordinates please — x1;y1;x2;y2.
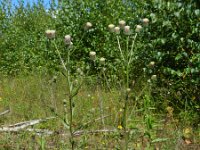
0;109;10;116
0;117;55;132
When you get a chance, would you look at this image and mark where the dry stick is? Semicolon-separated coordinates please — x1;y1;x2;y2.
73;129;117;136
26;128;54;135
0;109;10;116
0;117;55;132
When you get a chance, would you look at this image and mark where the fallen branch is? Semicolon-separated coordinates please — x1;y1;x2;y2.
0;109;10;116
26;128;54;135
73;129;117;136
0;117;56;132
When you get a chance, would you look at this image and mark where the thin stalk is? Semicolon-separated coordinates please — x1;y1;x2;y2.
128;33;138;65
126;35;130;60
116;35;125;62
53;41;74;150
124;92;129;150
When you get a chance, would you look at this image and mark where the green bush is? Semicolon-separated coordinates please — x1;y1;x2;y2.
0;0;199;115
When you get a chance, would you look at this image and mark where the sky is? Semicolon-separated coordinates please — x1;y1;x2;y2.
11;0;53;8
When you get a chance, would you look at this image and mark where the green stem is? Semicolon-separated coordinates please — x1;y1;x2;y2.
53;41;74;150
116;35;125;63
128;33;138;65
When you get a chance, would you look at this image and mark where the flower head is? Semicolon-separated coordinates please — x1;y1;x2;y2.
135;25;142;32
126;88;131;93
89;51;96;60
99;57;106;65
149;61;155;67
183;127;193;139
124;25;131;35
45;30;56;39
151;75;157;81
84;22;92;30
108;24;115;32
114;26;120;34
119;20;126;29
118;125;123;130
64;35;71;45
142;18;149;25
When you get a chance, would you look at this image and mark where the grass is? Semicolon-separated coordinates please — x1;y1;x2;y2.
0;73;199;149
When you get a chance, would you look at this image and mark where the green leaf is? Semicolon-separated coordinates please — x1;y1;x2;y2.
175;54;182;60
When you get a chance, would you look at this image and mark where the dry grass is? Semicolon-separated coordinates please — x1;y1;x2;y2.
0;75;199;149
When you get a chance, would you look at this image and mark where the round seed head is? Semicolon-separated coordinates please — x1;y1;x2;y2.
84;22;92;30
108;24;115;32
151;75;157;81
99;57;106;65
45;30;56;39
124;25;131;35
119;20;126;28
135;25;142;32
126;88;131;93
143;18;149;25
64;35;71;45
149;61;155;67
114;26;120;34
89;51;96;60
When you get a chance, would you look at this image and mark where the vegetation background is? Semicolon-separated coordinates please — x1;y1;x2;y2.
0;0;199;149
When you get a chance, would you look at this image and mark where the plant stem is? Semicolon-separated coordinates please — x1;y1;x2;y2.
53;41;74;150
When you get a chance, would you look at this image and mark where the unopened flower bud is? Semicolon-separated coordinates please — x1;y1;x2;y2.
151;75;157;81
108;24;115;32
126;88;131;93
135;25;142;32
124;25;131;35
114;26;120;34
84;22;92;30
119;20;126;29
89;51;96;60
64;35;71;45
45;30;56;39
99;57;106;65
149;61;155;67
142;18;149;25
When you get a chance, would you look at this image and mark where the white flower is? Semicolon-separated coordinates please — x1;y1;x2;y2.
84;22;92;30
99;57;106;65
119;20;126;29
135;25;142;32
64;35;71;45
89;51;96;60
142;18;149;25
124;25;131;35
45;30;56;39
114;26;120;34
108;24;115;32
